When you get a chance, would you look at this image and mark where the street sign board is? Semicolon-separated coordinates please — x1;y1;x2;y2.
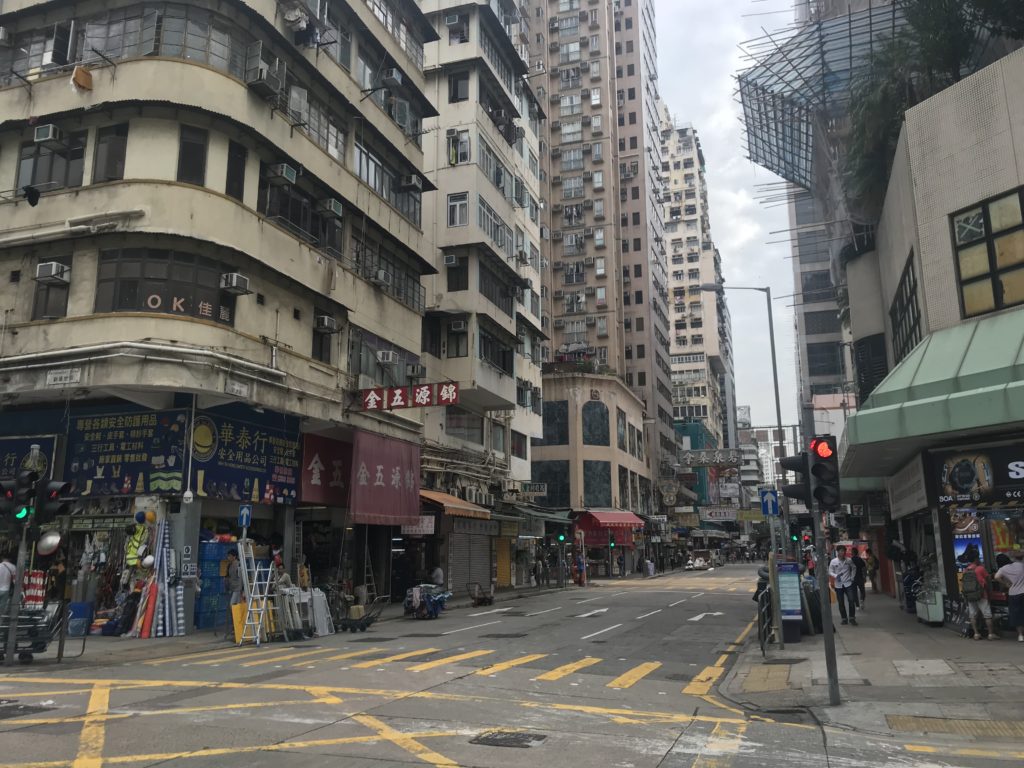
777;562;802;621
238;503;252;528
759;488;780;517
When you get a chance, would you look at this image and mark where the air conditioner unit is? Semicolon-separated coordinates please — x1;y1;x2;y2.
592;125;602;136
506;285;521;298
0;27;11;46
581;89;590;99
406;363;427;379
549;66;559;78
580;36;589;47
548;18;559;30
580;61;590;72
33;124;64;149
553;289;564;299
371;269;393;287
446;128;458;137
585;316;596;326
551;175;562;185
219;272;252;295
381;68;403;88
553;318;565;328
358;374;376;390
551;121;561;131
581;115;591;126
584;256;595;265
516;126;526;140
35;261;69;286
583;199;594;209
266;163;297;186
449;320;468;332
516;250;529;264
552;230;563;241
376;350;399;365
315;315;338;333
549;41;559;52
585;286;596;295
552;260;564;270
552;203;564;214
443;253;459;267
317;198;343;219
398;174;422;192
445;14;462;26
549;92;560;103
584;228;594;238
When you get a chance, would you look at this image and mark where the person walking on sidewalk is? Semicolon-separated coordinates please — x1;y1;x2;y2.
962;552;998;641
850;546;867;608
224;549;242;640
864;547;879;592
828;545;857;626
994;551;1024;642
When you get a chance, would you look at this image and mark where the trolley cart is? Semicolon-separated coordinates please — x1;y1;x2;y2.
467;582;494;607
337;596;389;632
0;603;87;664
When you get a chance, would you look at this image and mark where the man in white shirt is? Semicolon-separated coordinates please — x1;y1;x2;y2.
430;564;444;587
828;545;857;626
0;553;17;618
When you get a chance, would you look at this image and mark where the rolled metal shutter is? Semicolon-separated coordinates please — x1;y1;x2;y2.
449;533;471;594
468;534;491;591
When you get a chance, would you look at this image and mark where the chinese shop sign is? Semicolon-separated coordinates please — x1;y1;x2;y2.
0;436;58;481
361;382;460;411
348;431;420;525
299;434;352;506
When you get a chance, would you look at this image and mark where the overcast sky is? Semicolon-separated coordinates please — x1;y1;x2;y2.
655;0;799;428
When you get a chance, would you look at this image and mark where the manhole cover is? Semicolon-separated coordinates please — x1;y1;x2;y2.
0;703;53;721
480;633;527;639
471;730;547;748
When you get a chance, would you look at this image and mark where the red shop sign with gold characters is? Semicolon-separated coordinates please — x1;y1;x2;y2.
361;382;459;411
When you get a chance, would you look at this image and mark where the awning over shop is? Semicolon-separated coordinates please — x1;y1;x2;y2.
349;432;420;526
420;490;491;520
842;313;1024;478
577;509;645;528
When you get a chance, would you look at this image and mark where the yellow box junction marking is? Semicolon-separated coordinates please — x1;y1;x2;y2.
475;653;548;675
353;714;458;767
407;649;495;672
534;656;602;681
607;661;662;689
71;683;110;768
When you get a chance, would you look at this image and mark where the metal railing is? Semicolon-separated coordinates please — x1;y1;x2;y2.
756;585;773;658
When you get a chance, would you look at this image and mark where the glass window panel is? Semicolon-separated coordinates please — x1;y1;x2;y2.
953;208;985;245
994;230;1024;270
989;193;1022;233
998;266;1024;308
961;280;995;317
957;242;990;279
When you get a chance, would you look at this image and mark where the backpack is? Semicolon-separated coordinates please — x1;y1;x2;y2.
961;566;983;601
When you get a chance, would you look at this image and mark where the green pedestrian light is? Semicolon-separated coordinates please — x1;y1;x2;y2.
16;506;32;520
557;533;565;542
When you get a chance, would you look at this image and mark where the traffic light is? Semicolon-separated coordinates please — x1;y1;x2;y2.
14;470;39;520
0;479;17;517
803;533;812;545
809;435;840;511
609;531;616;548
780;451;811;507
35;480;72;525
557;533;566;543
789;523;799;542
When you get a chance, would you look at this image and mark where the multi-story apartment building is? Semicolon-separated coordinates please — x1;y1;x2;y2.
527;0;656;529
0;0;437;618
418;1;546;503
658;111;737;454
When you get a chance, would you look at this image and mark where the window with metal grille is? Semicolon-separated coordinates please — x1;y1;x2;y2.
888;252;922;364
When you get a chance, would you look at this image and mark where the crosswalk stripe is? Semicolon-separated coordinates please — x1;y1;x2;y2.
607;661;662;689
146;646;259;666
475;653;549;676
351;648;439;669
534;656;602;681
294;648;383;668
184;647;285;666
683;665;724;695
407;649;495;672
241;648;334;667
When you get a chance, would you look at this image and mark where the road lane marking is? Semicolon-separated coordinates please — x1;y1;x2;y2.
636;609;662;619
683;665;725;695
8;699;314;727
181;646;285;666
353;714;458;767
475;653;548;676
693;720;748;767
534;656;602;680
145;646;266;666
525;606;561;616
714;654;729;668
468;607;511;617
669;599;688;607
903;744;1024;762
240;647;334;667
351;648;439;668
575;608;609;618
727;587;738;592
581;624;623;640
407;649;495;672
576;595;603;603
441;620;502;635
298;648;383;668
72;683;110;768
688;612;723;621
607;661;662;689
735;618;756;644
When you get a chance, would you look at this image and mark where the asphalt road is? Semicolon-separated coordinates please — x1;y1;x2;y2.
0;565;1019;767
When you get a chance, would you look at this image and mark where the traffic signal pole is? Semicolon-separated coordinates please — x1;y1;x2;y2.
763;285;794;558
812;501;841;705
4;524;28;667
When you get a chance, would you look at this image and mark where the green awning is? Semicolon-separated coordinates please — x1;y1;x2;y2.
842;312;1024;478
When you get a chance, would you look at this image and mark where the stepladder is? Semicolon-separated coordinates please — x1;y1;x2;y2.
237;539;280;646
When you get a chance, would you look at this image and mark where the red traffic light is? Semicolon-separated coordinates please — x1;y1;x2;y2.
811;439;834;459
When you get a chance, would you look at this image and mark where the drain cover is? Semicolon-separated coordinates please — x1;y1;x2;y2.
471;731;547;748
480;633;527;639
0;703;53;721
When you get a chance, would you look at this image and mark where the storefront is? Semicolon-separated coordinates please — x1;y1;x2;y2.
574;509;644;577
419;490;493;595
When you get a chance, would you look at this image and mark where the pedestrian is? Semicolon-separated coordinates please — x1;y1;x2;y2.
430;562;445;586
961;551;998;641
850;546;867;608
617;552;625;578
994;551;1024;643
828;545;857;626
864;547;879;592
0;552;16;619
575;551;586;587
224;549;242;641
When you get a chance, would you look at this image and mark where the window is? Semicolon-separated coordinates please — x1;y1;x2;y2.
635;317;644;331
225;139;247;202
889;252;922;363
560;94;581;116
491;422;506;453
449;71;469;102
595;228;605;248
634;290;643;304
637;371;646;386
593;170;604;189
804;309;841;336
590;89;601;107
563;176;584;199
806;342;843;377
952;187;1024;317
447;257;468;291
95;247;236;324
447;129;471;164
92;123;129;183
511;430;528;460
448;14;469;43
637;344;645;359
595;286;606;306
801;270;835;302
446;407;483;444
312;307;334;363
561;121;582;142
591;114;602;134
562;148;583;171
447;192;468;226
447;323;469;356
176;125;208;186
17;130;86;192
591;142;603;161
594;198;604;218
32;256;72;320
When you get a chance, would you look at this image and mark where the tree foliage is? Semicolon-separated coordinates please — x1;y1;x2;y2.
969;0;1024;39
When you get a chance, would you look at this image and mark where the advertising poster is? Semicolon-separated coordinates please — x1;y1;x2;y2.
189;413;300;505
0;436;58;481
67;411;187;496
777;562;803;621
933;445;1024;508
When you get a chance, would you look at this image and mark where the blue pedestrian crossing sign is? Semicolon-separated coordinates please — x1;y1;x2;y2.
759;489;780;517
238;504;252;528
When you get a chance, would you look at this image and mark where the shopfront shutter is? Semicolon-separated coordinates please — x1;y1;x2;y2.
448;532;471;594
468;534;491;591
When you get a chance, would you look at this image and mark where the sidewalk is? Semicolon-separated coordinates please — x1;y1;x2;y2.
721;590;1024;742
